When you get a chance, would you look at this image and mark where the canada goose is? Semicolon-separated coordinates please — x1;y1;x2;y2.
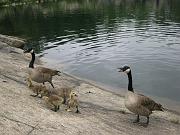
66;91;79;113
41;87;72;104
118;65;163;125
24;48;61;88
26;77;47;97
42;94;64;112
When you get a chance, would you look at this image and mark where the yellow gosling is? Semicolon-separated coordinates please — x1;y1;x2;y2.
41;87;72;104
42;94;64;112
66;92;79;113
26;77;47;97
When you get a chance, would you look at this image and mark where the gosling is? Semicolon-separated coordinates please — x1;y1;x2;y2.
42;94;64;112
41;87;72;104
26;77;47;97
66;92;79;113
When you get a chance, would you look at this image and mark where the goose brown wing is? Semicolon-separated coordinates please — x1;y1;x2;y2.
49;95;61;101
137;93;157;111
35;67;58;75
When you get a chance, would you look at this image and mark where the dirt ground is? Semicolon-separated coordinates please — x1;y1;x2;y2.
0;40;180;135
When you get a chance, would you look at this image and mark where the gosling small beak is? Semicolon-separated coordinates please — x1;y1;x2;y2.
118;68;123;72
75;94;78;97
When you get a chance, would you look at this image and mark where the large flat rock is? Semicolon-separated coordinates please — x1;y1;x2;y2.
0;42;180;135
0;34;26;49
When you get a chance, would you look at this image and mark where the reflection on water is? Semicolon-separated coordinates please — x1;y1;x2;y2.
0;0;180;109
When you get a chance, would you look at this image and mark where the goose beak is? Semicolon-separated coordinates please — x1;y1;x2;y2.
118;68;123;72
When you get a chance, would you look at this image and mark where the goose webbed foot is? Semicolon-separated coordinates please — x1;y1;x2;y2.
51;106;58;112
51;108;57;112
133;115;140;123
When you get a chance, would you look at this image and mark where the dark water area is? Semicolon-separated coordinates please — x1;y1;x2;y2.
0;0;180;110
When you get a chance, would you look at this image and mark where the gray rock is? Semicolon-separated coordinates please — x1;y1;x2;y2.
0;34;26;49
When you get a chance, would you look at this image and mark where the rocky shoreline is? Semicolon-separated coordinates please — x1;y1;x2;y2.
0;35;180;135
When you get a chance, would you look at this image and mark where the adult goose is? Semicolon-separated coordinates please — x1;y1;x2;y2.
24;48;61;88
118;65;163;125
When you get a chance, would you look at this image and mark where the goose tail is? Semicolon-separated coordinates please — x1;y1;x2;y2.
154;103;164;111
56;70;61;76
52;70;61;76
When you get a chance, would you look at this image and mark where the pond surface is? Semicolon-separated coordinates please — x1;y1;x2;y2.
0;0;180;110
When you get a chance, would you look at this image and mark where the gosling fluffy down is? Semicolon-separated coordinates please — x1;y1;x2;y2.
41;87;72;104
42;95;64;112
66;92;79;113
26;77;47;97
24;48;61;88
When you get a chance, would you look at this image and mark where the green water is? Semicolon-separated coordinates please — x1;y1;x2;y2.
0;0;180;110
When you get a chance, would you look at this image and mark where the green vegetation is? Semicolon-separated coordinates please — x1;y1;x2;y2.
0;0;59;6
1;0;179;38
0;0;32;6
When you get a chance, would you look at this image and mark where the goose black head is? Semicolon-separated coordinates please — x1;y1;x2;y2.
118;65;131;74
23;48;34;54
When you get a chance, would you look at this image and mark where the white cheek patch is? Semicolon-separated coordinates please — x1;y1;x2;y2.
124;68;131;73
30;50;34;53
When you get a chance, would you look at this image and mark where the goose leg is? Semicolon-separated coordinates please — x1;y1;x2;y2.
55;106;58;112
49;81;54;88
141;116;149;127
146;116;149;124
76;106;79;113
133;115;140;123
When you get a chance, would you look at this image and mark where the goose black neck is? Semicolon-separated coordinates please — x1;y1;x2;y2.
127;71;134;92
29;52;35;68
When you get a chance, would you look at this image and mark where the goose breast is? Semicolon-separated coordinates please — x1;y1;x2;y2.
125;91;151;116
